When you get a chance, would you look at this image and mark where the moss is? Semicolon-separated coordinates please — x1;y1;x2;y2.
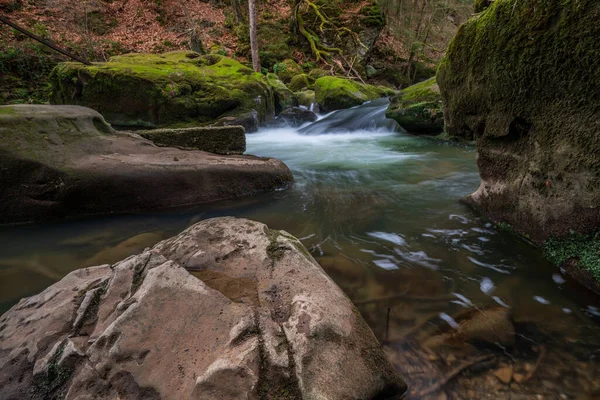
266;73;297;113
296;90;316;108
288;74;315;92
314;76;383;112
266;230;286;262
308;68;330;79
544;231;600;283
274;59;303;84
49;51;275;128
0;106;16;115
32;342;73;399
386;77;443;134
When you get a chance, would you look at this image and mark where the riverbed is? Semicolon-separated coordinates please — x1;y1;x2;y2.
1;100;599;398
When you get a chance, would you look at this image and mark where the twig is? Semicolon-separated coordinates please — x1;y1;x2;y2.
354;293;454;306
412;354;495;397
521;346;546;383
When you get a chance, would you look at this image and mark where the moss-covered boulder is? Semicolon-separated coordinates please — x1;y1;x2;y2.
308;68;331;79
314;77;387;112
49;52;275;128
297;90;317;109
288;74;316;92
274;59;303;83
266;73;297;113
437;0;600;290
385;77;444;134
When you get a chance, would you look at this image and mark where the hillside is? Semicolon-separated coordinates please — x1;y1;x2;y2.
0;0;473;104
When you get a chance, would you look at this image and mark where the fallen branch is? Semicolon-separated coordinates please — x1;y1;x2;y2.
412;354;495;397
521;346;546;383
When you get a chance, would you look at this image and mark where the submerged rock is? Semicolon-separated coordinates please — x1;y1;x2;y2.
386;77;444;134
139;125;246;155
49;52;276;128
0;105;293;224
314;76;390;112
437;0;600;287
0;217;407;400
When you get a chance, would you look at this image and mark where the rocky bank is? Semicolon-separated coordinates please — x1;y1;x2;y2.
0;105;293;224
437;0;600;291
0;217;407;399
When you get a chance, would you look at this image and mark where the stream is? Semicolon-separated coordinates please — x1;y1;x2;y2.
1;99;599;398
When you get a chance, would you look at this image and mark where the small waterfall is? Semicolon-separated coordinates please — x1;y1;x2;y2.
298;98;400;135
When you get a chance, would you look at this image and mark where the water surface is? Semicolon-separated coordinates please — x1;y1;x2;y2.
1;100;598;398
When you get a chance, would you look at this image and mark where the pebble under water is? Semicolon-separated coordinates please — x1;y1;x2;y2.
1;100;599;398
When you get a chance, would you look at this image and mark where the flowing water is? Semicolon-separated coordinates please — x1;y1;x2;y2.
1;99;599;397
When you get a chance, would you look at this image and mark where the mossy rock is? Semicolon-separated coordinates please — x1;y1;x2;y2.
266;73;298;114
438;0;600;286
474;0;494;12
385;77;443;134
308;68;330;79
296;90;316;109
313;76;385;112
49;51;275;128
274;59;303;84
288;74;315;92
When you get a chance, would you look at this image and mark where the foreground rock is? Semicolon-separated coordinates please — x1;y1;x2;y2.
386;77;444;134
139;125;245;155
437;0;600;290
314;76;393;112
0;105;293;224
0;217;407;399
50;52;277;128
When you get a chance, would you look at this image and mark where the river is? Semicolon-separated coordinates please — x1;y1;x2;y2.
1;99;599;397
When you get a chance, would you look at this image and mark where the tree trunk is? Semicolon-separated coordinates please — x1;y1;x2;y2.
248;0;260;72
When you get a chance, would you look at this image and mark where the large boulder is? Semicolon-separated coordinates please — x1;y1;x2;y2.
314;76;389;112
49;52;276;128
0;105;293;224
437;0;600;289
0;217;407;400
385;77;444;134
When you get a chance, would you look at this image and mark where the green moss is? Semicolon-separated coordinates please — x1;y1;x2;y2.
386;77;443;134
0;106;15;115
288;74;315;92
274;59;303;84
308;68;330;79
296;90;316;108
314;76;383;112
266;73;297;112
49;51;275;127
32;342;73;399
266;230;286;261
544;231;600;283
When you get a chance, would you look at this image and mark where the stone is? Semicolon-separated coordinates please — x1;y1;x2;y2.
214;110;260;133
49;52;276;128
0;105;293;224
266;73;298;114
314;76;390;112
288;74;315;92
0;217;407;400
272;107;318;128
386;77;444;134
273;59;303;83
296;89;318;112
139;125;246;155
494;366;513;384
457;307;515;347
437;0;600;288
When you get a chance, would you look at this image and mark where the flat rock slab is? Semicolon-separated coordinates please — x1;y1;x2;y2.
0;217;407;400
139;125;246;155
0;105;293;224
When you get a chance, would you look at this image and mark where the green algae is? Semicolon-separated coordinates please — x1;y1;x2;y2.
544;231;600;283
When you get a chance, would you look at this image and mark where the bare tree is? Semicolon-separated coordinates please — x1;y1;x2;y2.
248;0;260;72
